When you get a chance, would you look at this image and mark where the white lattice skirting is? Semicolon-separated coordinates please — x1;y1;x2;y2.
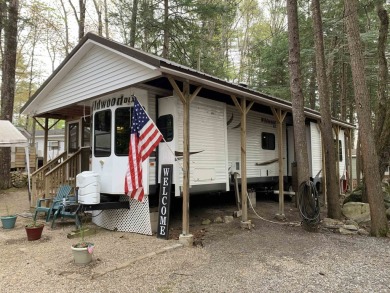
92;195;152;235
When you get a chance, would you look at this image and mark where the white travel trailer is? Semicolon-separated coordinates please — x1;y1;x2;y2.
21;33;354;234
89;87;346;200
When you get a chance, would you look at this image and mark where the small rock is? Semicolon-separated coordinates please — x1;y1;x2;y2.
214;216;223;223
339;227;358;235
358;228;370;236
201;219;211;225
345;219;358;226
343;224;358;231
322;218;343;229
193;239;203;247
224;216;234;223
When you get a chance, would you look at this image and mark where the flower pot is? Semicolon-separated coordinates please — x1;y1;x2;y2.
71;243;94;265
25;224;44;241
1;215;17;229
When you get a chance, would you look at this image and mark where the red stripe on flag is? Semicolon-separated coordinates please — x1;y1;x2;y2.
125;97;163;202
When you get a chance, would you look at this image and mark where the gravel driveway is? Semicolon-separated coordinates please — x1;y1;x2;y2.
1;188;389;293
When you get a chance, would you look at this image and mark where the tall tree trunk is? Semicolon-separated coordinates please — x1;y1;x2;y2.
60;0;70;55
339;62;347;120
162;0;169;58
308;55;316;109
79;0;85;40
93;0;103;36
0;0;6;57
69;0;86;41
104;0;109;38
311;0;341;219
344;0;388;237
327;36;337;118
130;0;138;47
287;0;310;186
0;0;19;190
374;1;390;178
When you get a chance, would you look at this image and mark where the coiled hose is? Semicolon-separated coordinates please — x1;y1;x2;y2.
297;180;321;230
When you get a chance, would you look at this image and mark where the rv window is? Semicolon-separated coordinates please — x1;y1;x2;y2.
157;115;174;142
68;122;79;153
115;107;132;156
94;110;111;157
261;132;275;150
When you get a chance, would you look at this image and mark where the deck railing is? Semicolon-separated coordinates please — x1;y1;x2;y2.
44;148;83;199
31;152;67;204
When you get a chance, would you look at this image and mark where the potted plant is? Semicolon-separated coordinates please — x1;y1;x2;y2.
25;220;44;241
71;226;94;265
1;205;17;229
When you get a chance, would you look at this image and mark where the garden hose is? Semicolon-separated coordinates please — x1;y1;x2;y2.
297;180;321;230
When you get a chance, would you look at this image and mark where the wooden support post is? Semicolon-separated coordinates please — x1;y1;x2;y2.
241;98;248;223
44;118;49;164
271;108;287;220
168;76;202;245
35;118;61;165
231;95;253;228
182;81;190;236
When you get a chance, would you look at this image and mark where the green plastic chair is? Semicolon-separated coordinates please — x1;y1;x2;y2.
33;185;72;222
51;201;81;229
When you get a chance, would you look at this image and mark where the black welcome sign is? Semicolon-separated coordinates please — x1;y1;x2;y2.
157;164;173;239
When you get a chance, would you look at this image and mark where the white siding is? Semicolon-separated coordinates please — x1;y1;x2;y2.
147;93;157;186
338;129;346;178
32;44;160;115
227;105;288;179
158;96;228;193
176;97;228;188
310;122;322;179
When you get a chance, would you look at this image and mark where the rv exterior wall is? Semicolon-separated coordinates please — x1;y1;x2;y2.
147;93;157;187
91;87;149;194
159;95;229;196
158;97;179;190
338;129;346;179
226;105;288;180
310;122;323;180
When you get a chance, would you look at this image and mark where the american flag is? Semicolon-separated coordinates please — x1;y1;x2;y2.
125;97;163;202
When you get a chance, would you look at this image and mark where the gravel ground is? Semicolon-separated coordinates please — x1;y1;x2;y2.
1;188;390;293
